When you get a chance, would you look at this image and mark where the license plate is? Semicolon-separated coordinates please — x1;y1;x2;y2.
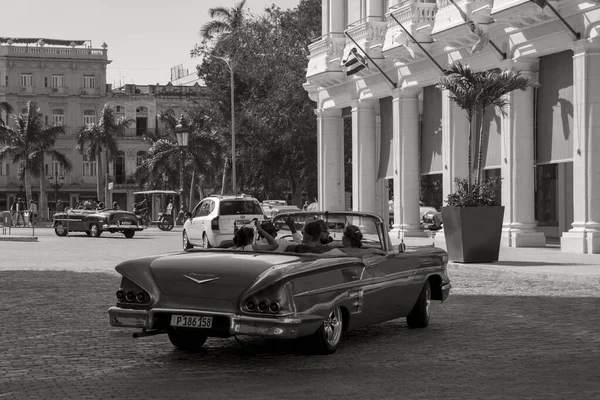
170;315;213;329
235;220;250;225
119;221;132;225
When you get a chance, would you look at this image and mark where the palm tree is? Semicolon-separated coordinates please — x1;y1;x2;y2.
436;61;537;193
0;101;71;211
75;104;133;203
199;0;248;40
0;101;13;127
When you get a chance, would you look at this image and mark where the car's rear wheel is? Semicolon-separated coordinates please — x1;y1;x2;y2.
202;233;212;249
168;331;208;351
54;224;67;237
89;223;101;237
406;280;431;329
124;231;135;238
307;306;343;354
183;231;193;251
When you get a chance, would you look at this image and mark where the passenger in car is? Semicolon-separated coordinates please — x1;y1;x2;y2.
256;216;302;246
282;221;324;254
340;225;386;257
231;220;279;252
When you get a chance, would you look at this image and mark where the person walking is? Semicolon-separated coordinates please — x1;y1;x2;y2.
14;198;25;226
28;200;38;226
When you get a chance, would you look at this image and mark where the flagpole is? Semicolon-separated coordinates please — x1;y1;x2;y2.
344;31;397;89
389;14;445;73
544;1;580;40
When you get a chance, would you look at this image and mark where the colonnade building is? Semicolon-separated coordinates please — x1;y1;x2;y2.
304;0;600;253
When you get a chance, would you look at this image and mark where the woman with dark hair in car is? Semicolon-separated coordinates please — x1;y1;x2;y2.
231;220;278;251
342;225;363;248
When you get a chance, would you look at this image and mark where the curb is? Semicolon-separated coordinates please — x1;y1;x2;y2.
447;263;600;285
0;236;38;242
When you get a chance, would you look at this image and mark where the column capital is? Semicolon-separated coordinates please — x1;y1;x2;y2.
350;99;377;111
507;57;539;73
572;38;600;58
391;87;421;100
314;108;342;118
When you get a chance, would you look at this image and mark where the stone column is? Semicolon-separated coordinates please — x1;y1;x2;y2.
501;59;546;247
316;108;345;211
390;89;424;237
561;40;600;253
441;89;469;203
330;0;345;33
352;100;378;214
367;0;383;20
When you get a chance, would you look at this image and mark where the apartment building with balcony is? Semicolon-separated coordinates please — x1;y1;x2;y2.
0;37;207;213
305;0;600;253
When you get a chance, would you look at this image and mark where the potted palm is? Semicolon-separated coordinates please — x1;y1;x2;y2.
436;61;538;262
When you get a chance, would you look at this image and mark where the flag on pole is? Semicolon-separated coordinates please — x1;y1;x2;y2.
529;0;548;8
342;48;368;76
449;0;490;55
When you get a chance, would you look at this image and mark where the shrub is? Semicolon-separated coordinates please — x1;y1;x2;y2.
445;177;502;207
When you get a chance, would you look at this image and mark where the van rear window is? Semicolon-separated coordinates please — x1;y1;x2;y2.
219;201;263;215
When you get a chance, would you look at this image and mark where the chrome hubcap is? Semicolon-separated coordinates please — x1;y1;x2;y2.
91;225;98;235
183;232;188;250
323;307;342;346
56;224;65;234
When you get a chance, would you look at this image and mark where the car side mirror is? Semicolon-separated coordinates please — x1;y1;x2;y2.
184;212;192;219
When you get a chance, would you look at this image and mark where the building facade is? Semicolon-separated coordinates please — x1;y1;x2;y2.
0;38;206;215
304;0;600;253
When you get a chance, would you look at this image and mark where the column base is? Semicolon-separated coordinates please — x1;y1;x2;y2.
501;230;546;248
561;231;600;254
390;226;428;238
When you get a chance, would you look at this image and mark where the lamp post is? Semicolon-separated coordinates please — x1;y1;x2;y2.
47;169;65;210
214;56;236;194
174;114;190;211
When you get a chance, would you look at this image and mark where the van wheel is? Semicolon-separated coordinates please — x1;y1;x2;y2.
183;231;193;251
203;233;212;249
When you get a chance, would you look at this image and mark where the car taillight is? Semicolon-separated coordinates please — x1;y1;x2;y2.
211;216;219;230
242;282;295;316
116;278;151;304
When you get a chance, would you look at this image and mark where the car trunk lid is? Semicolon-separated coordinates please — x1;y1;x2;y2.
149;252;299;300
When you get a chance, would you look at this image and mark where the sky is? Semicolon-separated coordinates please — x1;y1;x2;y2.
2;0;301;87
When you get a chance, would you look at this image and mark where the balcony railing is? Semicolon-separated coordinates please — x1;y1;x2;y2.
80;88;100;96
49;86;68;95
0;45;108;60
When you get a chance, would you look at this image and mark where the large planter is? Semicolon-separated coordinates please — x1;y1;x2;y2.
441;206;505;263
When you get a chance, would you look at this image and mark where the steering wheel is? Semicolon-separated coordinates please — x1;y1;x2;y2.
279;234;295;240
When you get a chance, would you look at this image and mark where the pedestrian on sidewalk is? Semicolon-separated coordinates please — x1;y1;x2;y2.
13;198;25;226
28;200;38;226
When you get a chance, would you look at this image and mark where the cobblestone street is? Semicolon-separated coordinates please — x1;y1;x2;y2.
1;229;599;399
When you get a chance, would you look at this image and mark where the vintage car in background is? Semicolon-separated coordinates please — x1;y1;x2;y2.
263;204;302;219
53;205;145;238
108;211;451;354
388;201;443;230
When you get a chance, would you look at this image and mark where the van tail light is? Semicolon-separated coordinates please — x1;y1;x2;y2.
211;216;219;230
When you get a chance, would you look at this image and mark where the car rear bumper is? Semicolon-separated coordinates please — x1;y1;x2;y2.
102;224;145;231
108;306;303;339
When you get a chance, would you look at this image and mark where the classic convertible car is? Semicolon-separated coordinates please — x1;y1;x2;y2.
53;206;145;238
108;211;450;354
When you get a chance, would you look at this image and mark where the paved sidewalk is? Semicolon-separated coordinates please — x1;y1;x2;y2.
2;227;600;284
392;235;600;285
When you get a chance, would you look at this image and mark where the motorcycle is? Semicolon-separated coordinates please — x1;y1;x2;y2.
157;211;174;231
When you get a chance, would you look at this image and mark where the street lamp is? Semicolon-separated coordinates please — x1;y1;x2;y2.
214;56;236;194
174;114;190;210
47;169;65;210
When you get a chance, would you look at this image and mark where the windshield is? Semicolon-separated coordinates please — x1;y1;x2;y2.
219;200;263;216
272;212;388;251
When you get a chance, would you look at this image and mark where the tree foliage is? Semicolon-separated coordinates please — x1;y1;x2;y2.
191;0;321;205
436;61;537;206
